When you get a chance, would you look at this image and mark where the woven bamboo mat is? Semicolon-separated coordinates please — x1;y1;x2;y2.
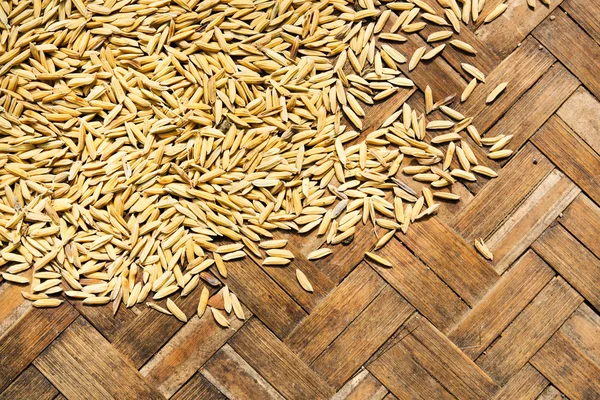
2;0;600;398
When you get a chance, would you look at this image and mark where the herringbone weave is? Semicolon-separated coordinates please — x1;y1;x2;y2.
1;0;600;399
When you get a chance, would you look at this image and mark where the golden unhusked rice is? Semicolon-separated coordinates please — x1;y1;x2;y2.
0;0;512;328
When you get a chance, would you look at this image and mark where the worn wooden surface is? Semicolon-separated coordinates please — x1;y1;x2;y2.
2;2;600;399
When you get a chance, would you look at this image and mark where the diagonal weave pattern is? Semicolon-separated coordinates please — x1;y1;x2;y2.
2;0;600;398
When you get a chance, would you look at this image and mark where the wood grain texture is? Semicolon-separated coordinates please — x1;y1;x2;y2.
284;264;385;363
316;223;380;283
310;285;413;388
536;385;565;400
0;366;58;400
211;257;306;338
452;143;554;242
369;339;456;400
472;0;509;29
485;169;579;273
363;317;417;367
0;270;33;336
532;223;600;312
457;36;555;133
140;304;249;398
559;304;600;366
201;345;284;400
530;331;600;399
67;297;138;342
229;318;335;400
255;232;334;312
476;0;564;57
476;277;583;384
484;63;579;157
400;216;499;306
34;317;164;400
534;11;600;98
402;315;500;399
561;0;600;45
370;237;469;332
0;304;78;393
171;372;225;400
448;250;554;359
559;194;600;258
491;364;548;400
330;370;388;400
532;115;600;205
113;289;205;368
557;86;600;154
